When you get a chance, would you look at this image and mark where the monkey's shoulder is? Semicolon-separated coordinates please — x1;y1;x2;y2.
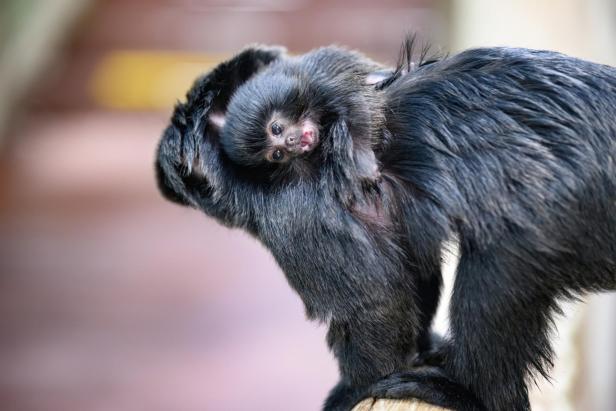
429;46;616;82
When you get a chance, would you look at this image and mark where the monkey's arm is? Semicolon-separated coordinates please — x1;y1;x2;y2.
155;46;286;222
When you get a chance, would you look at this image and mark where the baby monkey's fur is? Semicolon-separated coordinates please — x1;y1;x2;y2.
156;38;616;411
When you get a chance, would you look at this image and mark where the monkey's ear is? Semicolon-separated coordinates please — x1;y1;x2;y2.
185;45;286;130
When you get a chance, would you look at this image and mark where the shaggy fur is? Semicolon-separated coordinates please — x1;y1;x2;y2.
155;39;616;411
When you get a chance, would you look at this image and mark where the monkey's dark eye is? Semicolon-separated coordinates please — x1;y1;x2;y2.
272;149;285;161
271;122;283;135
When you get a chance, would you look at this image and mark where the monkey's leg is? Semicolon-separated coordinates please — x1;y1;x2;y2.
323;303;420;411
442;249;557;411
369;249;557;411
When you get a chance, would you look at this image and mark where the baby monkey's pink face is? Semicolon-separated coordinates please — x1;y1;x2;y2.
264;114;319;163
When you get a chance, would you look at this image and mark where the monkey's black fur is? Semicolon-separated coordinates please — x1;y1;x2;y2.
155;39;616;411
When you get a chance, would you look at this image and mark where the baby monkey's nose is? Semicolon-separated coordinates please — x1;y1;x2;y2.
285;132;300;147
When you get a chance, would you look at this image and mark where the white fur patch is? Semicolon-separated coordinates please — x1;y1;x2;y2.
365;73;387;85
433;234;460;336
208;112;226;129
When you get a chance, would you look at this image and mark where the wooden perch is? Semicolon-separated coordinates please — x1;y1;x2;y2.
352;398;452;411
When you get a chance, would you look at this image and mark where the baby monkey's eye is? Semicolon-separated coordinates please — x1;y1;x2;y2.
271;122;283;135
272;149;285;161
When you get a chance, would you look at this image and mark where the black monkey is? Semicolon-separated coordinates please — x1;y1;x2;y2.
155;39;616;411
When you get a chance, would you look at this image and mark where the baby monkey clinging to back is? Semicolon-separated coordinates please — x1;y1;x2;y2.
217;86;321;164
156;39;616;411
208;45;386;182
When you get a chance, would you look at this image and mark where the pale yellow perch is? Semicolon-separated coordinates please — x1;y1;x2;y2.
352;398;452;411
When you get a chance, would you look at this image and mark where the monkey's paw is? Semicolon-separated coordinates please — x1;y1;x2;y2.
365;367;485;411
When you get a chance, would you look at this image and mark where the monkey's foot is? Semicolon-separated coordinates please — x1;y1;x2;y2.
365;367;484;411
323;381;366;411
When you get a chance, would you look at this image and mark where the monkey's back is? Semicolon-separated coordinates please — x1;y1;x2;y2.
382;47;616;289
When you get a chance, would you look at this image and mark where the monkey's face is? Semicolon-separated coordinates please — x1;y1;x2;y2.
217;73;323;171
263;113;319;164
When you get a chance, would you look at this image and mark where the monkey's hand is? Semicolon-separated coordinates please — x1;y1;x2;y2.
365;367;485;411
156;118;199;207
156;45;287;209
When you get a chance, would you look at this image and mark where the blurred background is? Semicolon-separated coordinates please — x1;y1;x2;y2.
0;1;614;410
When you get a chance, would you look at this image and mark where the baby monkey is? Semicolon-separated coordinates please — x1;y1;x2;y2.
233;112;318;163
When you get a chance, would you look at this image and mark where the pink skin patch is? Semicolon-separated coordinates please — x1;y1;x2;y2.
298;120;319;153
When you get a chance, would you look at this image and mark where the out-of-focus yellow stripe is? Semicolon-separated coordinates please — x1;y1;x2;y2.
90;51;228;110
